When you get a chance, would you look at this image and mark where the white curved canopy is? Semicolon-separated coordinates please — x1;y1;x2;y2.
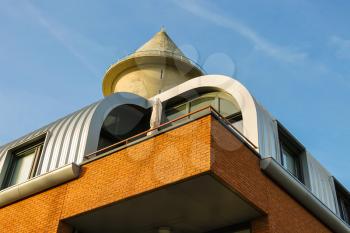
151;75;260;149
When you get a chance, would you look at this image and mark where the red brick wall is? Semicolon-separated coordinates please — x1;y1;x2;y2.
61;117;211;218
0;116;335;233
0;185;67;233
210;118;332;233
0;117;211;233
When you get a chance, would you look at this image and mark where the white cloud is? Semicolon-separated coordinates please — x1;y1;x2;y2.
22;2;103;77
174;0;307;63
330;36;350;59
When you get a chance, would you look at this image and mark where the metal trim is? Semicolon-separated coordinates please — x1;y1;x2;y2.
260;157;350;233
0;163;80;208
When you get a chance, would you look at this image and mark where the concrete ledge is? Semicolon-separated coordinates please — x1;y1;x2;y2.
0;163;80;208
260;157;350;233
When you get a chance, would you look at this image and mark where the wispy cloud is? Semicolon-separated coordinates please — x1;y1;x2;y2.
22;1;102;77
173;0;307;63
330;35;350;59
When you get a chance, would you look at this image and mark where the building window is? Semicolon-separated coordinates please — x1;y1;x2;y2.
165;102;188;123
97;105;151;150
2;139;44;189
190;96;216;111
219;98;237;118
163;91;241;128
278;123;305;183
335;180;350;224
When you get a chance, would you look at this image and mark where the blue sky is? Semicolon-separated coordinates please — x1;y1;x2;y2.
0;0;349;189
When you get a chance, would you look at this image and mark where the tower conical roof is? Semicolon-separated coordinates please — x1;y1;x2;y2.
135;29;185;57
102;29;204;98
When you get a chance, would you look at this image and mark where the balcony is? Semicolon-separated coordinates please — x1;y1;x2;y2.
60;108;263;233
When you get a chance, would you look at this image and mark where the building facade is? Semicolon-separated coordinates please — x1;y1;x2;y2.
0;30;349;233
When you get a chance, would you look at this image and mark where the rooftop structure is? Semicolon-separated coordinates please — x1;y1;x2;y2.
102;29;203;98
0;29;349;233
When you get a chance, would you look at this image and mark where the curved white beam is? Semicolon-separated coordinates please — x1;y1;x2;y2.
151;75;259;149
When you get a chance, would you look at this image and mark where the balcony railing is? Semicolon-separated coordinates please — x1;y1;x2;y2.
84;106;258;160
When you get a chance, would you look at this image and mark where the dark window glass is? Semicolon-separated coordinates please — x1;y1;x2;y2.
278;123;304;183
225;112;243;133
190;97;215;119
2;140;44;189
164;103;188;125
219;98;239;117
190;97;215;112
280;144;301;179
97;105;151;150
335;181;350;224
162;91;242;130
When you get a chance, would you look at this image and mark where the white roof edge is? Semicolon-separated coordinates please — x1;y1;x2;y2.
151;74;260;149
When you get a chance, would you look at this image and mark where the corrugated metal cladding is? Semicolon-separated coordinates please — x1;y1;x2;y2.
0;102;99;176
37;103;99;175
0;93;150;176
255;102;281;161
252;98;339;214
306;152;338;213
254;103;339;213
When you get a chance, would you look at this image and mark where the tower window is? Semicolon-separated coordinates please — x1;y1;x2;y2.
1;138;44;189
278;122;305;183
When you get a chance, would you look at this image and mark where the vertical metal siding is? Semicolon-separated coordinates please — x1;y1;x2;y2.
0;92;151;178
39;103;99;174
0;102;100;177
306;152;337;213
255;102;281;160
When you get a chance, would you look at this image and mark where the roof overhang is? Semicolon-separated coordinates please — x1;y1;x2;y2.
64;174;261;233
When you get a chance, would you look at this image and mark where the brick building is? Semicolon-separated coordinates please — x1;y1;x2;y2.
0;30;349;233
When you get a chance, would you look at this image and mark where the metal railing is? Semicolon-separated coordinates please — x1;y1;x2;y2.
209;107;258;149
84;106;258;160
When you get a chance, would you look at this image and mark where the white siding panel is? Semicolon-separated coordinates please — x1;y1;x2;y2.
255;102;281;160
306;152;337;213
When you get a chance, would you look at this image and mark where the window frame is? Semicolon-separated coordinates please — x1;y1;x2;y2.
163;101;190;125
225;112;243;124
162;90;241;124
334;179;350;224
277;122;305;183
1;137;45;189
